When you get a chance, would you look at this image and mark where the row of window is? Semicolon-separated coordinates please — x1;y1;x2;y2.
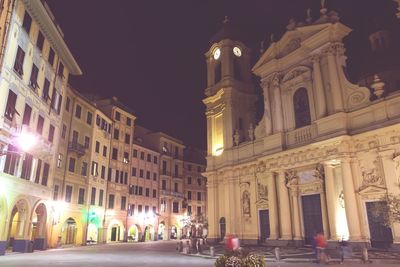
132;149;158;164
131;167;157;180
57;185;104;206
161;180;181;192
128;185;157;198
160;199;181;213
187;205;203;216
5;90;57;142
16;12;64;113
113;128;131;144
3;148;50;186
127;204;157;216
21;10;60;71
185;164;203;173
107;169;128;185
187;191;203;201
114;111;132;127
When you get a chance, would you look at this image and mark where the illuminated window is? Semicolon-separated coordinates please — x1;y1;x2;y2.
57;153;62;168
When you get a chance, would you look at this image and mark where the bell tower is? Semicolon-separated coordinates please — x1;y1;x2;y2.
203;17;257;157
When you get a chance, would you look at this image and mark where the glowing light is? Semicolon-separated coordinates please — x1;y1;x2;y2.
233;47;242;57
213;48;221;60
214;147;224;156
15;132;37;152
336;206;349;240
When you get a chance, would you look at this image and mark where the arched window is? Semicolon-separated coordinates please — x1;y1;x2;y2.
214;62;221;84
293;87;311;128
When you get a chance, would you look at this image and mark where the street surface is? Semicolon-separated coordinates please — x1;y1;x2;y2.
0;241;398;267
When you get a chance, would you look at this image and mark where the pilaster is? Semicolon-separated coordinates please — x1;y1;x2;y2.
276;170;292;239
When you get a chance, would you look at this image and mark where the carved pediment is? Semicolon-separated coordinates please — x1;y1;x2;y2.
255;198;269;209
358;185;387;199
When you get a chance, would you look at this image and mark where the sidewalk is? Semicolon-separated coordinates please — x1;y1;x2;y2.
179;241;400;263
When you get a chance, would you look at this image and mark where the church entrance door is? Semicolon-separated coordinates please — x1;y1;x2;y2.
259;210;270;242
366;201;393;248
302;194;323;245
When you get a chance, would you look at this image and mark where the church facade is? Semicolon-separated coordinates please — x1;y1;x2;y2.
203;7;400;248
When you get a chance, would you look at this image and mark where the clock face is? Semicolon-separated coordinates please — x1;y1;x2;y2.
213;48;221;60
233;46;242;57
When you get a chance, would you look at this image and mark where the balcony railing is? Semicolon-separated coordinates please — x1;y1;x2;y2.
160;190;185;199
68;141;86;155
161;171;172;176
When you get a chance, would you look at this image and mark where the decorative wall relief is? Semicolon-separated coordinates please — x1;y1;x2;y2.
285;169;299;187
242;190;251;216
313;164;325;182
360;159;383;187
278;38;301;58
258;183;268;200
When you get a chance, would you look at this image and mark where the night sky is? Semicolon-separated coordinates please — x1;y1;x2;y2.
45;0;397;149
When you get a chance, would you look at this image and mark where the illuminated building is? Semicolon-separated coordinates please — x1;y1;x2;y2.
51;86;112;247
127;137;160;242
94;97;136;243
204;6;400;248
0;0;81;254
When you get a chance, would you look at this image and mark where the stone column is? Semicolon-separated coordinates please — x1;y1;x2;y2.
227;177;237;234
206;175;218;241
277;170;292;239
272;75;284;133
311;54;326;119
324;44;343;112
261;79;273;136
341;158;362;241
290;188;302;240
266;172;279;239
320;191;330;239
379;150;400;244
323;163;338;240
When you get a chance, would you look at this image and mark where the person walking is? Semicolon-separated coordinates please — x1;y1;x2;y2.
315;232;327;264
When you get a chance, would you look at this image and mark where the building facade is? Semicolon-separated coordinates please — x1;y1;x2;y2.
52;86;112;247
204;7;400;249
183;147;207;238
0;0;81;254
95;97;136;243
127;140;160;242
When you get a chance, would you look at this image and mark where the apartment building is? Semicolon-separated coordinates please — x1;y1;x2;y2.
52;86;112;247
0;0;81;254
134;126;186;240
95;97;136;242
127;139;160;242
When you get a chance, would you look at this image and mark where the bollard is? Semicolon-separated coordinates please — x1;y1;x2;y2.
210;246;215;257
362;247;368;262
274;247;281;262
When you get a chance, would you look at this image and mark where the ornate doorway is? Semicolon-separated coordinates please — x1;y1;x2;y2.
259;210;270;242
366;201;393;248
302;194;323;244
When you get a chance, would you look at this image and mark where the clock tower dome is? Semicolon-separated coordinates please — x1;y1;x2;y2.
203;17;257;157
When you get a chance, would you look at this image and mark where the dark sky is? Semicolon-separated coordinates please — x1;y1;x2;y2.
45;0;397;149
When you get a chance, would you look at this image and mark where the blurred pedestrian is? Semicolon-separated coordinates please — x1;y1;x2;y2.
315;232;327;264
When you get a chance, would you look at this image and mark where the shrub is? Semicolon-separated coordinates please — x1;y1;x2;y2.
215;250;265;267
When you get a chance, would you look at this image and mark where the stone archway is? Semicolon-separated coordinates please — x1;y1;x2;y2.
107;219;124;242
31;203;47;250
128;224;141;242
86;212;101;244
0;196;7;255
8;199;30;252
158;221;165;240
144;224;155;241
61;218;77;245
